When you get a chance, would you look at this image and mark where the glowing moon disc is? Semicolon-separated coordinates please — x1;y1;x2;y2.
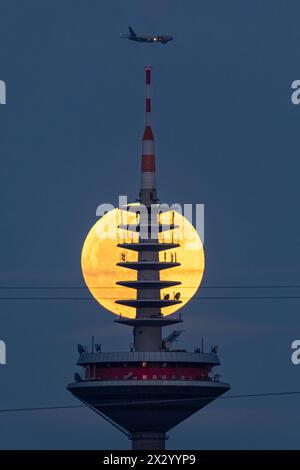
81;207;205;319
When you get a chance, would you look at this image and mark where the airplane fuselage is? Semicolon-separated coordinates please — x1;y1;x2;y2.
121;33;173;44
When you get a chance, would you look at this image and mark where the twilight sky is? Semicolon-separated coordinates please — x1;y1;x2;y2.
0;0;300;449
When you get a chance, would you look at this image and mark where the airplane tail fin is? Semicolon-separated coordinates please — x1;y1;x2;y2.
128;26;136;38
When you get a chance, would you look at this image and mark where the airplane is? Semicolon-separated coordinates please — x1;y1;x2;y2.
120;26;173;44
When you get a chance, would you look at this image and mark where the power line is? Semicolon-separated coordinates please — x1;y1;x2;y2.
1;296;300;301
0;404;82;413
0;390;299;414
0;285;300;289
1;285;300;302
190;296;300;300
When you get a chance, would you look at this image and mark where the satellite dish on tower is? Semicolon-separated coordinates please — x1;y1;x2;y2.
77;344;86;355
164;341;172;351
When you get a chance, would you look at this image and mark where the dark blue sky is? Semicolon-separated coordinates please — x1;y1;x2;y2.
1;0;300;449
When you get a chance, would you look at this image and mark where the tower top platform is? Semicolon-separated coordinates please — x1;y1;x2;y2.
76;350;221;366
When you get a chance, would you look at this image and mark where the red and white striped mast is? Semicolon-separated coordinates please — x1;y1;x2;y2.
140;65;157;207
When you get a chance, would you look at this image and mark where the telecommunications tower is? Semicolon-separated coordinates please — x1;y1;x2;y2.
67;66;230;450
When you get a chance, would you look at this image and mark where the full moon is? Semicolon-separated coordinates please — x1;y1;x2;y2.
81;207;205;319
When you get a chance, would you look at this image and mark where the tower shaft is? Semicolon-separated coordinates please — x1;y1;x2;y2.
131;432;166;450
137;67;161;328
140;66;157;206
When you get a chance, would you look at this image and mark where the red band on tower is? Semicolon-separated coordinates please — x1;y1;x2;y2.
146;98;151;113
146;67;151;85
142;155;156;172
143;126;154;140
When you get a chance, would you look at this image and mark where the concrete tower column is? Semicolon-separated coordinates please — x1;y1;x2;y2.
131;432;167;450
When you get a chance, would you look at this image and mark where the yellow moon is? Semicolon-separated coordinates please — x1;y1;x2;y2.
81;207;205;319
